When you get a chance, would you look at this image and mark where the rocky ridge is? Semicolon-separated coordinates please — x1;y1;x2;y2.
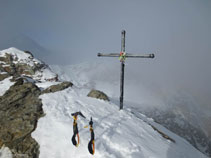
0;78;43;158
0;48;73;158
0;47;58;82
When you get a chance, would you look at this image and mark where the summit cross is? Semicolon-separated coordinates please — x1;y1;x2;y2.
98;30;155;110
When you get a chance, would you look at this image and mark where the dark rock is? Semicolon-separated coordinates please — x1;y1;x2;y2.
41;81;73;94
0;56;7;62
24;51;34;58
87;89;109;101
0;53;34;77
13;78;24;86
0;80;44;158
0;73;9;81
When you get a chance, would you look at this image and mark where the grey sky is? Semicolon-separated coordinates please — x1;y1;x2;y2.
0;0;211;107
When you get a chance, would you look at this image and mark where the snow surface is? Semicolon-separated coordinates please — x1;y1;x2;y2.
32;66;57;82
32;78;207;157
0;146;12;158
0;77;14;96
0;57;208;157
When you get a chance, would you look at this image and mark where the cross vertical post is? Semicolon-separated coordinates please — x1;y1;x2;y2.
97;30;155;110
120;30;125;110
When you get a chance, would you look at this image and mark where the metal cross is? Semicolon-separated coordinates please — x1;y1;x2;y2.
98;30;155;110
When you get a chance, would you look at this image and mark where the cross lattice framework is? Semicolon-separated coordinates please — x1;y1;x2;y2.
98;30;155;110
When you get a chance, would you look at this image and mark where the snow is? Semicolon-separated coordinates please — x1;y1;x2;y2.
0;47;57;82
33;66;57;82
0;72;7;74
0;47;41;66
50;62;164;107
0;77;14;96
0;146;12;158
0;61;6;64
32;83;207;158
36;81;60;90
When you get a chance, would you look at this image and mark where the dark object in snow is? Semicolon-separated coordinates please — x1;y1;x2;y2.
71;112;86;118
41;81;73;94
87;89;109;101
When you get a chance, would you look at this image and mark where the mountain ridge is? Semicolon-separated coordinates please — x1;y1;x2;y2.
0;48;208;158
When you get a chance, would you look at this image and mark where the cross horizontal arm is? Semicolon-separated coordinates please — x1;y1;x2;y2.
98;53;155;58
97;53;120;57
125;53;155;58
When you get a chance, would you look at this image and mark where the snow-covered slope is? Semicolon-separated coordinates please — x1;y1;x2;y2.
50;62;211;157
29;62;209;158
32;81;207;158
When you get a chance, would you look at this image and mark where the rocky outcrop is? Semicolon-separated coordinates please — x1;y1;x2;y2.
87;89;109;101
0;52;36;76
41;81;73;94
0;47;58;82
0;73;9;81
0;78;44;158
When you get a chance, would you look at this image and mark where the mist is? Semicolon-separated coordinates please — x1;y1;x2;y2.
0;0;210;127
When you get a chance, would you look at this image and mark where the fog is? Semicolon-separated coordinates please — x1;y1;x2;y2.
0;0;210;116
